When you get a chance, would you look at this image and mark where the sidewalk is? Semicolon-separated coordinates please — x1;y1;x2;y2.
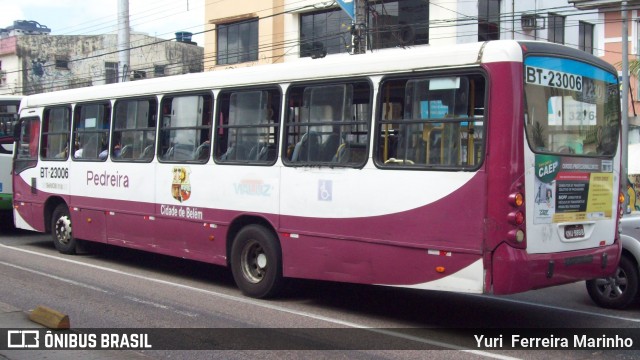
0;301;148;360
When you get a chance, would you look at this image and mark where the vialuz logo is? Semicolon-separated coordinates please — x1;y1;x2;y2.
7;330;39;348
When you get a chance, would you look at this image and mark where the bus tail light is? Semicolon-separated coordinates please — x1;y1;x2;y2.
508;211;524;225
508;229;525;243
508;191;526;247
509;192;524;207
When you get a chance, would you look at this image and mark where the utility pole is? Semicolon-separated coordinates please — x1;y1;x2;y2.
353;0;367;54
118;0;130;83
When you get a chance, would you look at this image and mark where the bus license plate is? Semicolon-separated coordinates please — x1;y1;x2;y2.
564;225;585;239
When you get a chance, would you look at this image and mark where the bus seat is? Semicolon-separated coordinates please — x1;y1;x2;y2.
266;144;277;161
119;144;132;159
220;143;249;161
334;142;366;163
291;132;320;162
349;143;367;163
320;133;340;161
248;143;271;161
173;144;195;160
140;144;154;160
248;144;261;160
163;146;174;160
193;142;210;161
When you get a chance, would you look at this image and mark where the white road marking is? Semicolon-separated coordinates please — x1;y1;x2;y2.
13;243;625;358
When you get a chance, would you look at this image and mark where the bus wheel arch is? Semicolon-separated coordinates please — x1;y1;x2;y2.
44;197;67;233
586;251;639;309
51;203;77;255
227;216;284;298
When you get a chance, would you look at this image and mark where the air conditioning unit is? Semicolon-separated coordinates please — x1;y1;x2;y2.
521;14;544;31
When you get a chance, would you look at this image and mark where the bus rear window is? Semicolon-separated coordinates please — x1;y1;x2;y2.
524;56;620;156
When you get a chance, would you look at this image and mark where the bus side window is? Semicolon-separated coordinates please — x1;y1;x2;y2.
284;80;370;167
112;98;157;162
72;102;111;161
377;74;485;168
40;106;71;160
159;94;212;163
215;88;280;164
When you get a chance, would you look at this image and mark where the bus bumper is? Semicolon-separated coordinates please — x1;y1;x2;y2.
490;240;622;295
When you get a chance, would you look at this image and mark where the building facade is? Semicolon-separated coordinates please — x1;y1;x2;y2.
0;32;203;95
203;0;601;68
598;9;640;143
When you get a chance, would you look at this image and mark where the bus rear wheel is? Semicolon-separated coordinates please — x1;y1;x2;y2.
51;204;76;254
586;255;639;309
230;225;284;298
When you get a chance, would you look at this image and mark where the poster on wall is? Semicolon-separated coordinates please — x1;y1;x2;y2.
534;154;614;224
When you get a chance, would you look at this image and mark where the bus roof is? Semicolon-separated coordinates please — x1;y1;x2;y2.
0;95;23;101
18;40;589;108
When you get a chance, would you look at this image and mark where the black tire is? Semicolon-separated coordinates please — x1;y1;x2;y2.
0;211;15;232
230;225;284;298
51;204;76;254
586;255;639;309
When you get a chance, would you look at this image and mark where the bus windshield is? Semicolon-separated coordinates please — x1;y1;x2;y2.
523;56;620;156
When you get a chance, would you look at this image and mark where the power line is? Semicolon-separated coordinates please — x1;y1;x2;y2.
0;2;635;95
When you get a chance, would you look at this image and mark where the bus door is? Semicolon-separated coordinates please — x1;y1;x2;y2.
13;115;41;230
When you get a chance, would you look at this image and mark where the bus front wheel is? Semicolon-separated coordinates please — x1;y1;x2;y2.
230;225;284;298
51;204;76;255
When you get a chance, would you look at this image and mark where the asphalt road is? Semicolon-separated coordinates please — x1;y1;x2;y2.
0;227;639;360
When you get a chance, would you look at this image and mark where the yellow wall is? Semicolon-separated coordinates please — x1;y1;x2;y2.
204;0;284;71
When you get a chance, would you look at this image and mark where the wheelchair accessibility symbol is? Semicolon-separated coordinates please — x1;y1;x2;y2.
318;180;332;201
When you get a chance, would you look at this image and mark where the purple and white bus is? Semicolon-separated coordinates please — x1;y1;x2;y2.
13;41;622;298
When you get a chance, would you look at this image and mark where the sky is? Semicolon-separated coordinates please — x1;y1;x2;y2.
0;0;206;46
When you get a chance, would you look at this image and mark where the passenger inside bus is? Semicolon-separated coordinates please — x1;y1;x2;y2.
73;139;82;158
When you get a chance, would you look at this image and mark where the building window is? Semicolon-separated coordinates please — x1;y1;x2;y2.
105;62;119;84
548;13;565;44
154;65;166;77
478;0;501;41
0;61;4;86
55;56;69;70
132;70;146;80
579;21;594;54
368;0;429;49
217;18;258;65
300;9;352;58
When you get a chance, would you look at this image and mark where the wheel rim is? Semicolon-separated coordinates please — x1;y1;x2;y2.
240;239;267;284
594;266;628;299
55;215;72;245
